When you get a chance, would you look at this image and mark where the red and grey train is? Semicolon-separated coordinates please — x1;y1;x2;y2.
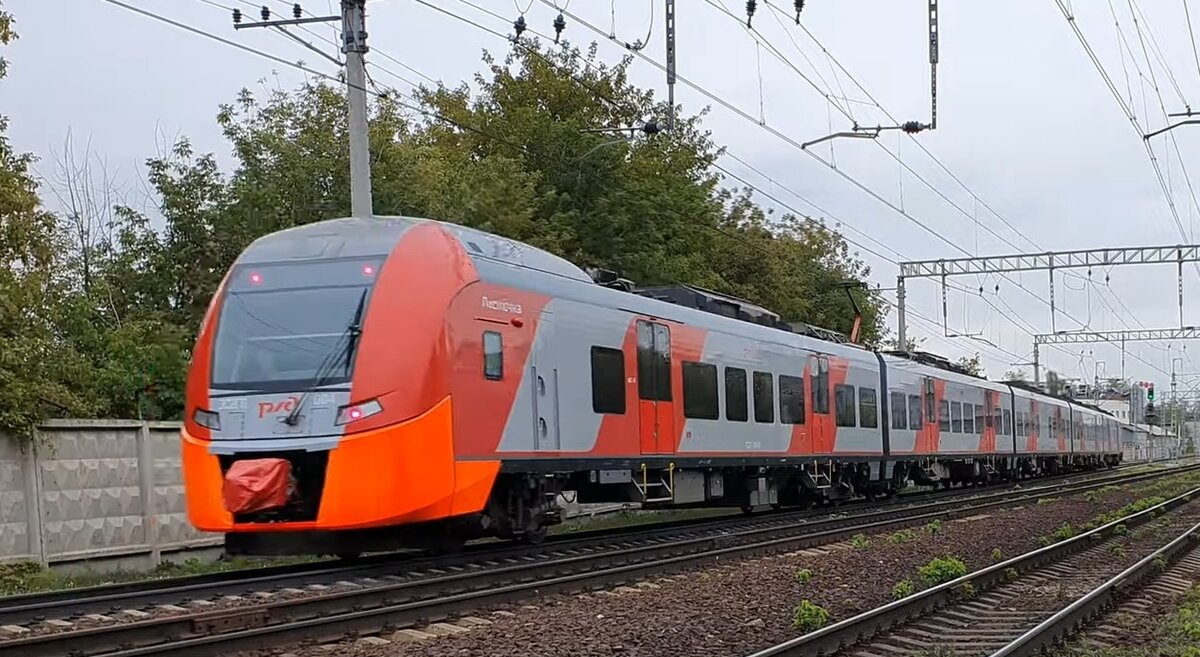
180;216;1123;555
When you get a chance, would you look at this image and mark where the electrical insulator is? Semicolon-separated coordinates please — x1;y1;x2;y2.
902;121;924;134
553;12;566;43
293;3;302;19
795;0;806;23
642;119;662;135
232;7;242;24
260;5;270;21
513;15;527;41
746;0;757;27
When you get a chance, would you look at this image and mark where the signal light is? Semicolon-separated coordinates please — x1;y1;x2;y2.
1148;385;1156;401
335;399;382;425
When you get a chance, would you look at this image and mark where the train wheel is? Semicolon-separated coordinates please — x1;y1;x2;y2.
521;526;548;545
336;551;362;561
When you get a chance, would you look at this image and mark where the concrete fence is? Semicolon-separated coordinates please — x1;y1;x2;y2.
0;420;218;568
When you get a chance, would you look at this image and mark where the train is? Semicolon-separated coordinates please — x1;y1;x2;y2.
180;215;1123;557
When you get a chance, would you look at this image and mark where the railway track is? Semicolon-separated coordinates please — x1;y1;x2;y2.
744;476;1200;657
0;460;1171;628
1;464;1192;657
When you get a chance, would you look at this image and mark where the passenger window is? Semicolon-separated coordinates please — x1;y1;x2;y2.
961;403;974;434
779;375;805;424
682;362;719;420
834;384;856;427
589;347;626;414
908;395;922;429
483;331;503;380
992;407;1001;431
938;400;950;432
975;405;985;434
725;367;748;422
1004;410;1013;436
753;371;774;423
812;358;830;414
951;401;963;433
891;392;907;430
859;388;878;428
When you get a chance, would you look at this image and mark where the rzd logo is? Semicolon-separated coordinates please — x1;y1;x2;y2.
258;396;300;418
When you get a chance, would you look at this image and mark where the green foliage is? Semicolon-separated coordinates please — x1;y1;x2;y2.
851;533;870;549
794;568;812;584
918;556;968;586
924;519;942;534
958;582;977;599
0;26;888;433
1110;543;1127;557
891;579;914;599
1114;524;1130;536
1083;490;1100;503
1037;497;1060;506
1154;554;1169;572
1050;523;1077;543
889;529;918;544
991;548;1003;562
1004;567;1019;582
791;600;830;632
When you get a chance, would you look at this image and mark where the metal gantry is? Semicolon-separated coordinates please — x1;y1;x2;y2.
896;244;1200;379
1031;327;1200;394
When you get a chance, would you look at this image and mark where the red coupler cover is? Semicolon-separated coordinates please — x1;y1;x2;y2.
223;458;291;514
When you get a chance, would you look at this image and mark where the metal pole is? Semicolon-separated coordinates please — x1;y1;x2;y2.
896;275;907;350
1048;259;1056;333
665;0;676;129
1033;342;1041;387
342;0;373;218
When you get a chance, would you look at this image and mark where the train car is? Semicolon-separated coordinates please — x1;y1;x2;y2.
181;216;1121;556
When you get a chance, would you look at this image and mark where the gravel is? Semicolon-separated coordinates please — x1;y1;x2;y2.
247;476;1200;657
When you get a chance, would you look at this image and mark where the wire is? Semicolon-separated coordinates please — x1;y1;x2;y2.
1185;0;1200;97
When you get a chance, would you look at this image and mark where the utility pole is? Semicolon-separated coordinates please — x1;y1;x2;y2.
233;2;373;218
665;0;676;130
342;0;373;218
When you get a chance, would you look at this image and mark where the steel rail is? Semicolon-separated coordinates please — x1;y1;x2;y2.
986;518;1200;657
743;482;1200;657
4;465;1194;657
0;461;1168;625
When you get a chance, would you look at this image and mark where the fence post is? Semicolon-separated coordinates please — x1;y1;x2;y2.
135;422;160;566
24;434;46;566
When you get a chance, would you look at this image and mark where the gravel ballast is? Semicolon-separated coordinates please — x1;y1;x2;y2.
241;472;1200;657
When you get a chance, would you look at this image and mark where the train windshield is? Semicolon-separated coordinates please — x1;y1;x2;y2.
211;260;381;391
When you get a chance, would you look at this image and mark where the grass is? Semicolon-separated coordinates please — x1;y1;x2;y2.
918;555;968;586
1080;584;1200;656
792;600;830;632
888;529;918;544
892;578;914;599
794;568;813;584
0;555;320;596
851;534;870;549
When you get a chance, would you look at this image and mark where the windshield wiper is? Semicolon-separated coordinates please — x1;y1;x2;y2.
283;289;368;427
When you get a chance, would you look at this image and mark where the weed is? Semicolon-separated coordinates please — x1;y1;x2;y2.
792;600;830;632
1050;523;1077;543
1110;544;1127;557
991;548;1003;562
851;534;870;550
1037;497;1060;506
889;529;918;544
1114;524;1130;536
794;568;813;585
1154;554;1169;572
958;582;977;599
892;579;915;599
924;519;943;534
1004;567;1019;582
1036;535;1053;548
1083;490;1099;503
918;555;968;586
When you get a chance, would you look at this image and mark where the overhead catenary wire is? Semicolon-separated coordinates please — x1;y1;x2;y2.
102;0;1168;378
419;0;1168;377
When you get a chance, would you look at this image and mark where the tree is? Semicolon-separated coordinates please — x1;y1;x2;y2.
0;7;94;438
956;353;985;377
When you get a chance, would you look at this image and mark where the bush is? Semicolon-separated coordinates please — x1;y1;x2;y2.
851;534;870;549
794;568;813;584
1154;554;1169;572
892;579;914;599
918;556;968;586
959;582;977;599
924;519;943;534
792;600;830;632
889;529;918;544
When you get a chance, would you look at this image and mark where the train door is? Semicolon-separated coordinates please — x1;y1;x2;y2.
531;313;561;451
637;320;675;454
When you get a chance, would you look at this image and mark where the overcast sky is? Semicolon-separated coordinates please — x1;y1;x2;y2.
5;0;1200;394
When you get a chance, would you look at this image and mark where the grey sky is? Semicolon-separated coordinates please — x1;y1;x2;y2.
4;0;1200;392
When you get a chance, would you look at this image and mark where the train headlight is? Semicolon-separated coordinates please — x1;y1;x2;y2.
192;408;222;431
336;399;383;425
